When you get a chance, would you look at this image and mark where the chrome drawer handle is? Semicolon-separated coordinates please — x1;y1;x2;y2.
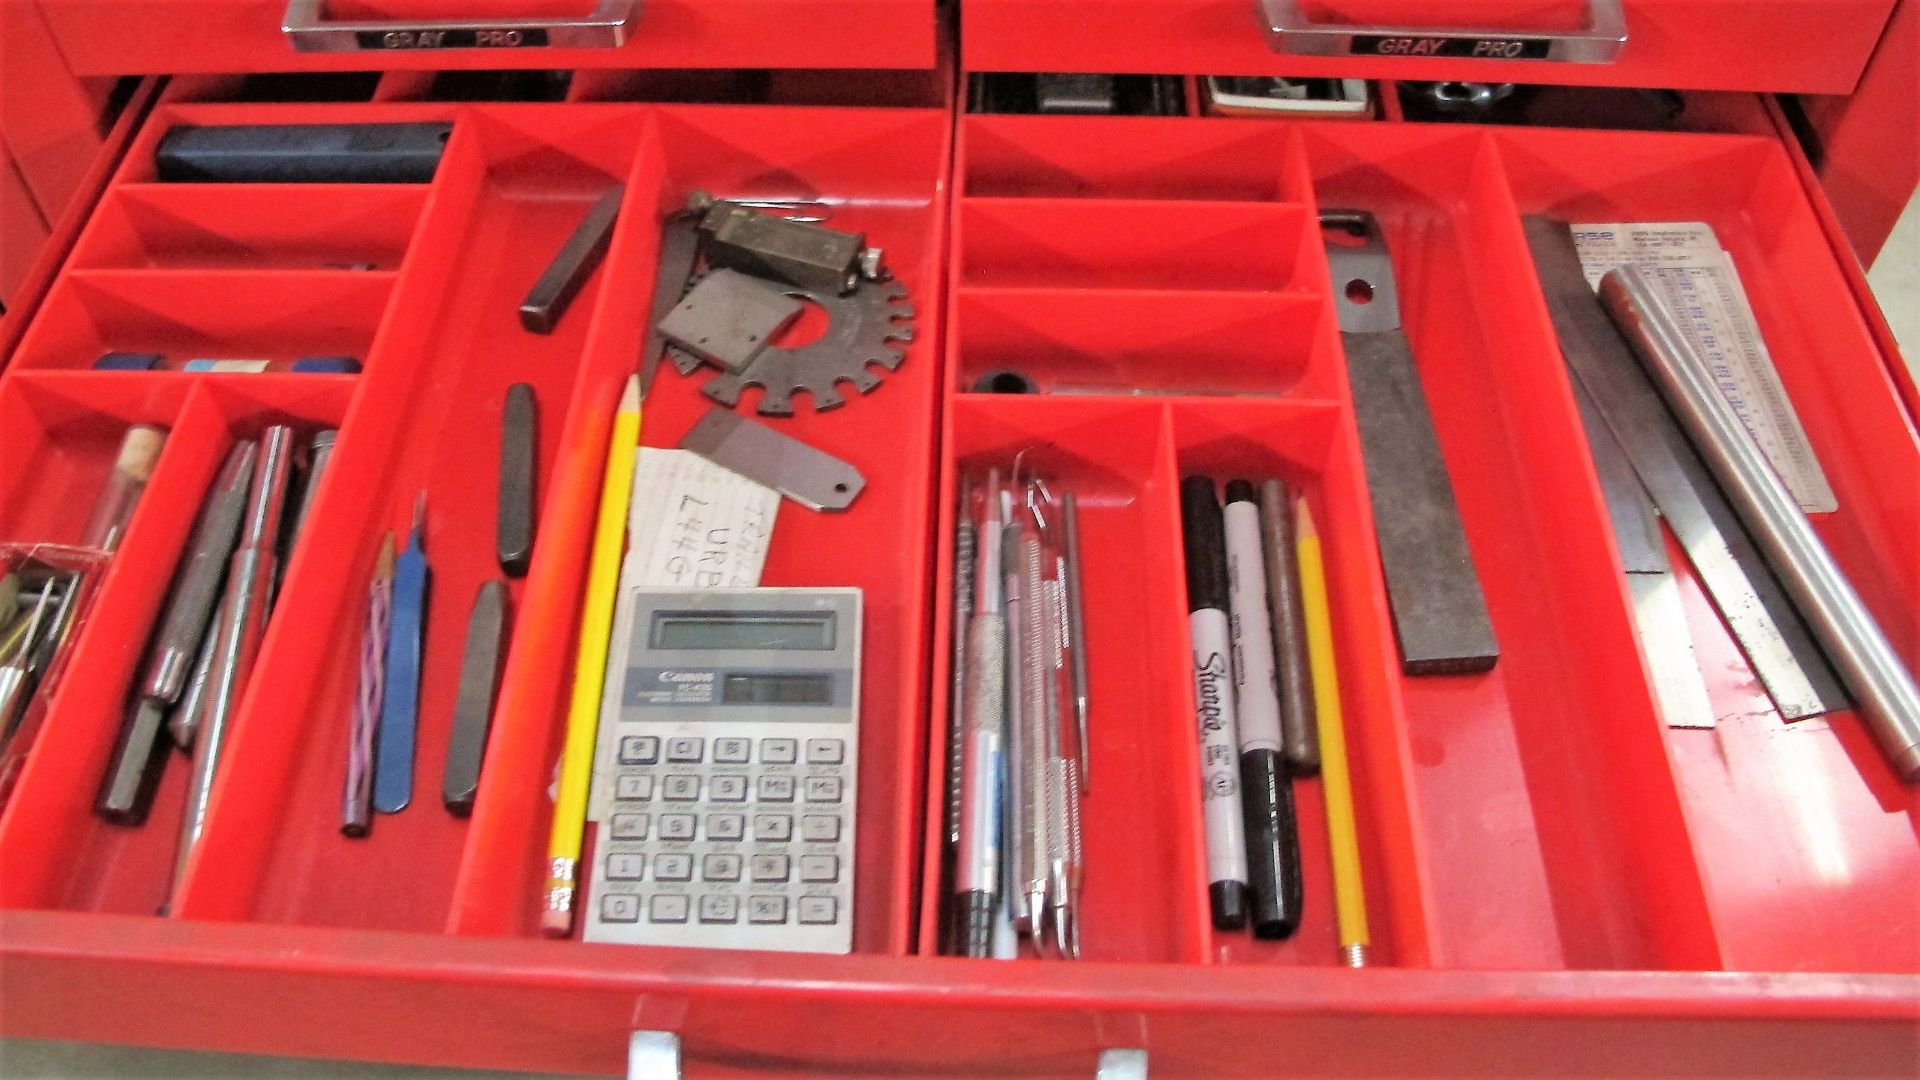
1258;0;1627;63
283;0;638;52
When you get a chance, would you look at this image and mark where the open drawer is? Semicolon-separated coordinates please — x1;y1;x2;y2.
961;0;1901;94
2;41;1918;1080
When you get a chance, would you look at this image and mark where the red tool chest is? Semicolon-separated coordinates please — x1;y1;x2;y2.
2;0;1917;1075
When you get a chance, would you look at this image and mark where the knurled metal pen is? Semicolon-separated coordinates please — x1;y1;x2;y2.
953;472;1007;957
140;441;255;706
1001;494;1035;936
943;483;974;924
1018;527;1053;946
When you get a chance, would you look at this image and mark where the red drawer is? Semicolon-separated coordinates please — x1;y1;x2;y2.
3;0;1919;1059
32;0;937;75
962;0;1898;94
2;93;1917;1074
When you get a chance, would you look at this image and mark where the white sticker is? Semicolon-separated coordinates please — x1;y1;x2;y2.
1573;222;1837;514
587;449;780;820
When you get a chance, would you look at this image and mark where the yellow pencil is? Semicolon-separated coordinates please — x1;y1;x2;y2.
542;375;642;937
1294;495;1370;968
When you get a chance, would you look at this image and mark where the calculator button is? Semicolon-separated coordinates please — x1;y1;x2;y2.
599;894;640;923
654;853;693;882
605;853;646;881
796;896;838;925
666;736;704;762
698;894;740;924
754;814;793;842
798;854;839;883
609;813;649;841
756;775;795;802
713;737;751;763
615;775;655;801
618;735;659;765
804;738;844;765
702;853;743;882
751;853;790;882
657;813;696;841
800;815;841;843
709;775;747;802
649;894;690;924
706;813;745;841
759;738;798;764
804;776;843;803
663;774;701;801
748;895;788;924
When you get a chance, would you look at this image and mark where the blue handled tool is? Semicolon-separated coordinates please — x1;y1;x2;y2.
374;493;429;814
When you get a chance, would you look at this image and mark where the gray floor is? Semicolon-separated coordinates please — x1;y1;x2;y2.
0;1041;583;1080
4;192;1916;1080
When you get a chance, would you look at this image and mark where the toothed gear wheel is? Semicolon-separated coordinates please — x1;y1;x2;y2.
667;272;915;416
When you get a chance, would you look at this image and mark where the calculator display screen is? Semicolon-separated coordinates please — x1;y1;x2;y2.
722;672;834;706
650;611;836;651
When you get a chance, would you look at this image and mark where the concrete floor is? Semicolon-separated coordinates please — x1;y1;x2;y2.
3;177;1915;1080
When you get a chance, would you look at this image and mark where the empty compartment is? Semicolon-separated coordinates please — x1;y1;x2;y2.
70;185;427;271
1494;127;1920;974
959;198;1313;291
446;105;950;955
952;286;1342;399
1167;400;1426;968
0;378;355;917
922;397;1209;963
1297;123;1721;971
9;270;394;374
964;116;1293;201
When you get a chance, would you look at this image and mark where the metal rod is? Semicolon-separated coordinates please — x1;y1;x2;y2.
1602;267;1920;780
1060;495;1091;792
168;426;295;912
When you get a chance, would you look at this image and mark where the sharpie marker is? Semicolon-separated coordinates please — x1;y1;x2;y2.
1224;481;1304;939
1181;476;1248;931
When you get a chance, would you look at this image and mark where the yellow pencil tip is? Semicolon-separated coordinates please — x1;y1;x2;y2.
619;375;641;412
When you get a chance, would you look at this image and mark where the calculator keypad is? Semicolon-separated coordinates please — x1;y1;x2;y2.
587;721;855;953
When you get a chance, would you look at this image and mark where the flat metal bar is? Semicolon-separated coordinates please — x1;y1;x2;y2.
1522;215;1846;720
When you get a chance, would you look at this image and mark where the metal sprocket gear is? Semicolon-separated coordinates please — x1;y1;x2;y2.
668;273;915;416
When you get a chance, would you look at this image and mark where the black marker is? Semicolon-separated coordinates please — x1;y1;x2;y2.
1225;481;1304;939
1181;476;1248;931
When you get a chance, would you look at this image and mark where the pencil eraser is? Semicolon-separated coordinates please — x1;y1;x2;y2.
94;351;163;371
292;355;362;374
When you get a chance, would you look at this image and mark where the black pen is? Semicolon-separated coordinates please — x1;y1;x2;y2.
1224;481;1304;939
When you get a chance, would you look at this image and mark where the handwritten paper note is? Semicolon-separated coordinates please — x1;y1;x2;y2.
587;449;781;820
623;448;779;589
